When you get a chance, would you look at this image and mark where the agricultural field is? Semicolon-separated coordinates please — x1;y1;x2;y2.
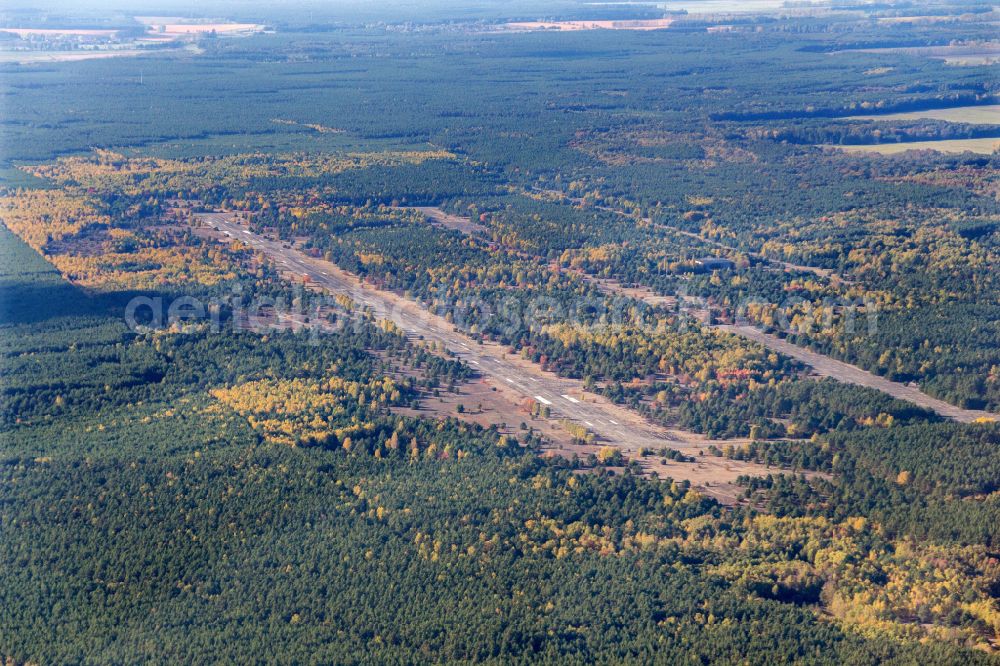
503;19;674;31
1;0;1000;663
847;104;1000;125
826;137;1000;154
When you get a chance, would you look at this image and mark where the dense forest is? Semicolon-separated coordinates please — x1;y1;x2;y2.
3;223;999;662
2;1;1000;662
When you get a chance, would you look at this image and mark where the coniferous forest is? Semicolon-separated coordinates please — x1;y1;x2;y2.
1;1;999;663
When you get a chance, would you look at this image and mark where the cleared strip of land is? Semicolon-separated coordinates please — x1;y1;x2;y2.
418;201;996;423
717;325;995;423
193;210;798;503
406;206;488;236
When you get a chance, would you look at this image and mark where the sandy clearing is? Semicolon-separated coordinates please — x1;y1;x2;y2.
404;206;489;236
578;272;678;308
396;375;577;449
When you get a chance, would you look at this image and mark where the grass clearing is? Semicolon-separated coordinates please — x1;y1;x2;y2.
0;167;52;189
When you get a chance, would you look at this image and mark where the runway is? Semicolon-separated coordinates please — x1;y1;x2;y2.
194;211;804;502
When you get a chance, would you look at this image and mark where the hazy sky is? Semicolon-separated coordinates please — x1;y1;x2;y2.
4;0;607;22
